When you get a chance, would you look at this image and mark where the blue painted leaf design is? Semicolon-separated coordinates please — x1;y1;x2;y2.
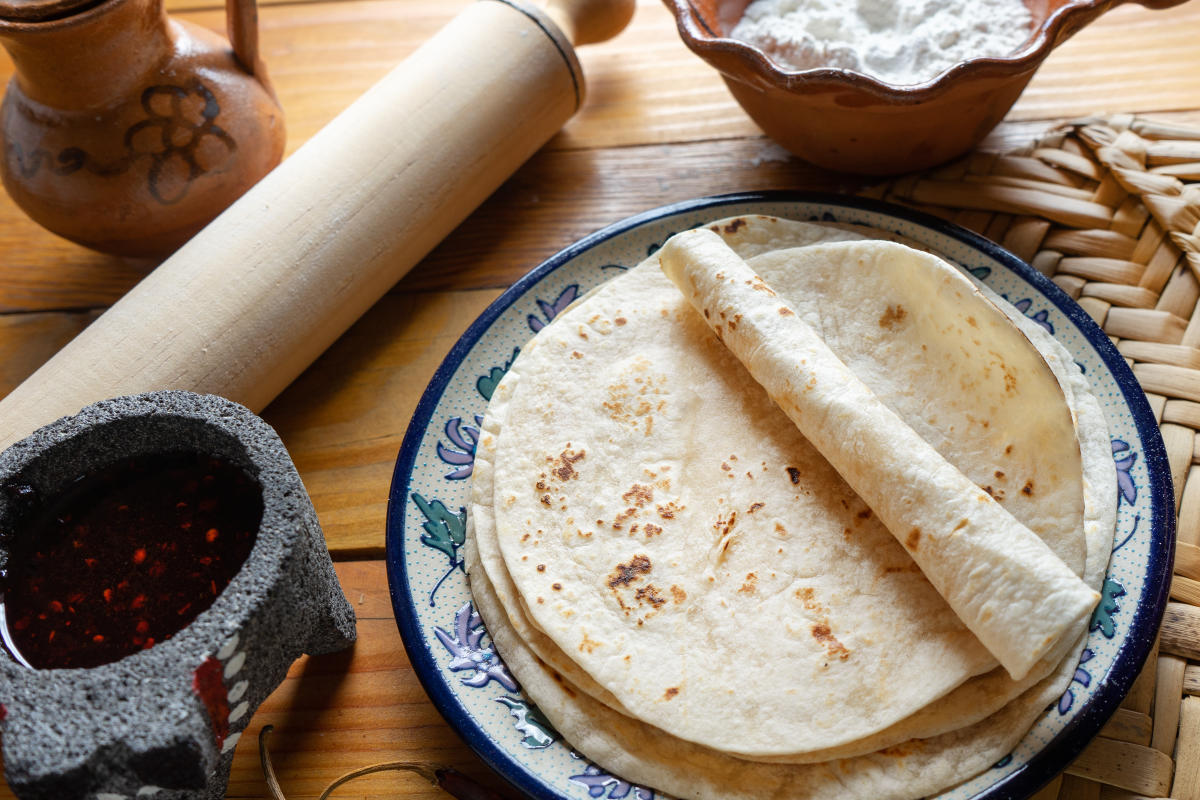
970;266;992;280
412;492;466;562
1090;580;1126;639
495;696;558;748
477;347;520;401
434;602;518;691
436;415;484;480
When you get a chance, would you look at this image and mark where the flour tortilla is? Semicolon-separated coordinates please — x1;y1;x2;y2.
481;216;1110;758
658;229;1099;680
467;535;1085;800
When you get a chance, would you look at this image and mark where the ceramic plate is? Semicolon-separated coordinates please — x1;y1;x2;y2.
385;192;1174;800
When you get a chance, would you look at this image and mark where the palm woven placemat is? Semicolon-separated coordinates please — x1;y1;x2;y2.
863;114;1200;800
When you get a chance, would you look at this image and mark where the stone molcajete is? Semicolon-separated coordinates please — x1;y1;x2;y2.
0;391;356;799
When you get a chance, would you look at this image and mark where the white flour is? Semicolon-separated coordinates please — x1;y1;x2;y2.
730;0;1034;86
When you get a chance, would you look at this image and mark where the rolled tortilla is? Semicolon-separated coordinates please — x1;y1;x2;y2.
658;228;1099;680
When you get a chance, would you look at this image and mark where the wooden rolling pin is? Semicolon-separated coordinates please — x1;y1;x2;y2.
0;0;635;451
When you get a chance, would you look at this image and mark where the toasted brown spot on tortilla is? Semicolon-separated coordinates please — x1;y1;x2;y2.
670;585;687;604
1022;480;1035;496
723;218;746;234
995;470;1005;479
550;669;577;698
786;466;801;484
656;501;683;520
571;351;583;359
663;687;680;700
856;508;872;521
748;502;765;513
954;518;969;532
905;528;921;550
1005;444;1014;454
778;306;795;316
536;564;546;572
623;484;654;507
579;633;600;653
635;584;666;608
615;317;627;326
812;623;850;660
608;554;652;588
551;448;586;481
553;583;562;591
539;494;552;506
738;573;757;594
644;523;663;538
878;304;907;329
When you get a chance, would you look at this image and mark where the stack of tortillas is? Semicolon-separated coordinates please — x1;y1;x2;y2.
466;215;1117;799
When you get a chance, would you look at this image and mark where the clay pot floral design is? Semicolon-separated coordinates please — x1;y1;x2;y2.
0;0;285;257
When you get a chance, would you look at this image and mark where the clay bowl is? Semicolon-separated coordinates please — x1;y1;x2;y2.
663;0;1188;175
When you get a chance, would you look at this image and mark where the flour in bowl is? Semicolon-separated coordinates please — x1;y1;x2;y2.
730;0;1034;86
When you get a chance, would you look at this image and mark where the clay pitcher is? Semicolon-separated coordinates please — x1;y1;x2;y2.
0;0;285;257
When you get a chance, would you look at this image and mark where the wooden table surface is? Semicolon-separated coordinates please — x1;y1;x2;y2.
2;0;1200;797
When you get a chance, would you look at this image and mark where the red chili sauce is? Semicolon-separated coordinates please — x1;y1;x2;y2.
0;452;262;670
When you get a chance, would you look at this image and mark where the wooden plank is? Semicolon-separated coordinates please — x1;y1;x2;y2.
0;135;868;314
263;288;502;557
17;0;1200;160
158;0;1200;137
0;310;101;397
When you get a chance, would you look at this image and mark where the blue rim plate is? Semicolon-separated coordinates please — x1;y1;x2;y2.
385;192;1174;800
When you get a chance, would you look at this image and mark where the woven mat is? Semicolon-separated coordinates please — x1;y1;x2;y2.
861;115;1200;800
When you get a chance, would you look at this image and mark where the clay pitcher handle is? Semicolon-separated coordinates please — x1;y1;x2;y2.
226;0;261;77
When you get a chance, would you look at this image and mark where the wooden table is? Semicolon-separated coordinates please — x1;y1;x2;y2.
2;1;1200;797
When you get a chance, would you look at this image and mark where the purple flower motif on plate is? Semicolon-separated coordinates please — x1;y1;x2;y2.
569;761;654;799
1005;296;1054;335
434;602;517;691
529;285;581;332
437;415;484;480
1057;648;1095;715
1112;440;1138;506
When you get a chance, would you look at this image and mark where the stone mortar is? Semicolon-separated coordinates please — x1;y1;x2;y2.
0;391;357;799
